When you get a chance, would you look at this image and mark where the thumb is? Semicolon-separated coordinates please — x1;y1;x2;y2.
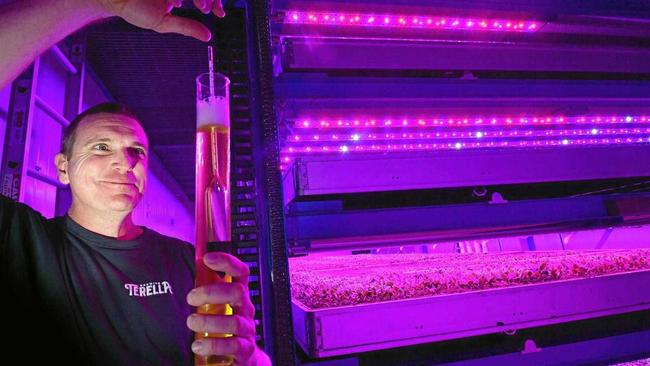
152;14;212;42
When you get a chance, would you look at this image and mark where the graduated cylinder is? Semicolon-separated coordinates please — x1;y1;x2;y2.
195;72;233;366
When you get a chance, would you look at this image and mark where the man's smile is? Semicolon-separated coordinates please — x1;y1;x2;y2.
100;181;139;190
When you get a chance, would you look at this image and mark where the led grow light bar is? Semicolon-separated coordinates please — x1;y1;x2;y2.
283;11;542;33
279;114;650;168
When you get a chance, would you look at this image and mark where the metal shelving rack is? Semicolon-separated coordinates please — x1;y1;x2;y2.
1;42;83;216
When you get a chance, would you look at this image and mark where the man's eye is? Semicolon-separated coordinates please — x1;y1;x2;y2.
93;143;110;151
133;148;147;157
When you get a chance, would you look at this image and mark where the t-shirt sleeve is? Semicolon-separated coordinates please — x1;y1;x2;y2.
0;195;17;244
0;195;45;248
180;241;196;276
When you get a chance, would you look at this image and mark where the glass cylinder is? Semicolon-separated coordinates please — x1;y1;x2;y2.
195;72;233;366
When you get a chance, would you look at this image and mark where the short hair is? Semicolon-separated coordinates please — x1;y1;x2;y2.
61;102;142;158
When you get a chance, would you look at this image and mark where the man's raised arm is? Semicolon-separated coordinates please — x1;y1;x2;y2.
0;0;224;89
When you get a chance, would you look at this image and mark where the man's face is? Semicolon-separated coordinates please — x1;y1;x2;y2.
55;113;149;214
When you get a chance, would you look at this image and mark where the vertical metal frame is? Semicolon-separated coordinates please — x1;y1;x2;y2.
1;59;39;202
56;37;87;216
246;0;296;364
1;39;84;211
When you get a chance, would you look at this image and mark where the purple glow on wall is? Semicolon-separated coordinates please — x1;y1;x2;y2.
280;115;650;169
283;11;542;33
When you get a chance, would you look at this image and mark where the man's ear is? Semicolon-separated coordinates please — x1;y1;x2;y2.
54;153;70;185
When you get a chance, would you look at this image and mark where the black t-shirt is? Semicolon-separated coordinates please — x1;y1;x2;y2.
0;195;196;365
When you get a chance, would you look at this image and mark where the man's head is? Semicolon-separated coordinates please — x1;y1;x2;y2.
55;103;149;215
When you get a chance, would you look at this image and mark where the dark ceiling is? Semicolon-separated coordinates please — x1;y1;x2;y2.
83;7;246;202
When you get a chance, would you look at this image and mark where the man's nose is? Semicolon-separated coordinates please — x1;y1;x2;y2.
113;148;139;171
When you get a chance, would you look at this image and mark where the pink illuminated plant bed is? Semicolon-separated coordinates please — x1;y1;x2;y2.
289;249;650;309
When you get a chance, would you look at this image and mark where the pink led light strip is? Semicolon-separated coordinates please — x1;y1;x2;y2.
279;114;650;168
283;11;542;33
282;137;650;158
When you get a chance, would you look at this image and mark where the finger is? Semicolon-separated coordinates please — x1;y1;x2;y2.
203;252;250;285
187;282;249;307
212;0;226;18
187;314;257;337
230;290;256;319
231;303;256;319
153;14;211;42
193;0;211;14
192;336;256;361
230;283;255;319
173;0;183;7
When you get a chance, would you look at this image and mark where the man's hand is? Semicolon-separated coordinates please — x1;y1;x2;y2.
186;252;271;366
94;0;225;41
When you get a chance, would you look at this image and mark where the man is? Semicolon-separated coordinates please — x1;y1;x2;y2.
0;0;271;365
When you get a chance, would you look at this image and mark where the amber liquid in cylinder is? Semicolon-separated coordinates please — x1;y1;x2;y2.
195;120;233;366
